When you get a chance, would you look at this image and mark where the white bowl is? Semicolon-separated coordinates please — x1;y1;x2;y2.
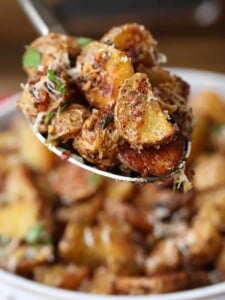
0;68;225;300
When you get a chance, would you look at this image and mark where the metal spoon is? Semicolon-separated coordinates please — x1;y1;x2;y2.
17;0;190;183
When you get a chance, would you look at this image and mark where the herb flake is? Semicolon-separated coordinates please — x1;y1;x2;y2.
25;223;52;244
77;37;94;48
23;46;41;68
47;69;67;93
88;174;102;187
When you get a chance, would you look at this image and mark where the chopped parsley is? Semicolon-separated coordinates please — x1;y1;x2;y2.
77;37;94;48
23;46;41;68
47;69;67;93
44;110;56;124
25;223;52;244
88;174;102;187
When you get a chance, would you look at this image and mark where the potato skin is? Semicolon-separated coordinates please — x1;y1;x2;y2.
115;73;176;149
48;104;90;143
73;106;119;169
101;23;158;69
24;33;80;78
118;137;185;177
75;41;134;108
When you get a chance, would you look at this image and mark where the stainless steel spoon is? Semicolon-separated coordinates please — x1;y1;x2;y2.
17;0;191;183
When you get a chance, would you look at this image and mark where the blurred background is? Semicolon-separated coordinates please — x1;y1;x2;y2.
0;0;224;95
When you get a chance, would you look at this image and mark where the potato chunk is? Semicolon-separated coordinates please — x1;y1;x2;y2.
34;264;89;290
48;104;90;143
0;244;54;274
73;106;119;169
118;137;185;177
24;33;80;78
101;23;158;68
115;73;175;149
50;163;103;204
0;165;51;239
75;41;134;108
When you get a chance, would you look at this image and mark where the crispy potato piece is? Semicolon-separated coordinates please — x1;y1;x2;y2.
24;33;80;77
138;66;190;99
105;180;135;203
187;113;209;165
196;187;225;230
48;104;90;143
0;165;51;239
73;106;119;169
118;137;185;177
178;220;222;267
88;267;116;294
115;73;175;148
0;244;54;273
58;223;104;267
34;264;89;290
104;201;152;232
13;118;56;172
50;163;103;204
216;244;225;279
145;239;181;275
101;23;158;68
190;90;225;124
75;41;134;108
56;193;103;224
194;153;225;190
115;272;188;295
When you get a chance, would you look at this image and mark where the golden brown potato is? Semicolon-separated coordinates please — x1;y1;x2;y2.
34;264;89;290
50;163;103;204
0;165;52;239
216;244;225;279
145;239;181;275
208;124;225;154
56;193;103;224
118;137;185;177
73;106;119;169
58;223;104;267
24;33;80;77
13;118;56;172
190;90;225;124
88;267;116;294
75;41;134;108
187;113;209;165
0;244;54;274
115;73;176;149
115;272;188;295
194;153;225;190
178;220;222;267
105;180;135;203
47;103;90;143
101;23;158;68
138;66;190;99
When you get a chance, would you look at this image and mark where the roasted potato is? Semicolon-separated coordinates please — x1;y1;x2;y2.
48;103;90;143
115;73;175;149
0;165;52;239
24;33;80;78
73;106;119;169
75;41;134;108
145;239;181;275
105;180;135;203
50;163;103;205
13;118;56;172
88;267;116;294
190;90;225;124
118;137;185;177
0;244;54;274
34;264;89;289
101;23;158;68
194;153;225;190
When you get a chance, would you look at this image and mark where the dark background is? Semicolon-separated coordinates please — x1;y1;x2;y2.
0;0;224;95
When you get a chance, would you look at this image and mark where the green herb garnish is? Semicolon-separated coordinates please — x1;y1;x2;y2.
25;223;52;244
23;46;41;68
44;111;56;124
88;174;102;187
47;69;67;93
77;37;94;48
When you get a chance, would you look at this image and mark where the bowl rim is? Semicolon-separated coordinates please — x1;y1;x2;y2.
0;68;225;300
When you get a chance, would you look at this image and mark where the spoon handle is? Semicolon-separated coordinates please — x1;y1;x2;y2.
17;0;66;35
